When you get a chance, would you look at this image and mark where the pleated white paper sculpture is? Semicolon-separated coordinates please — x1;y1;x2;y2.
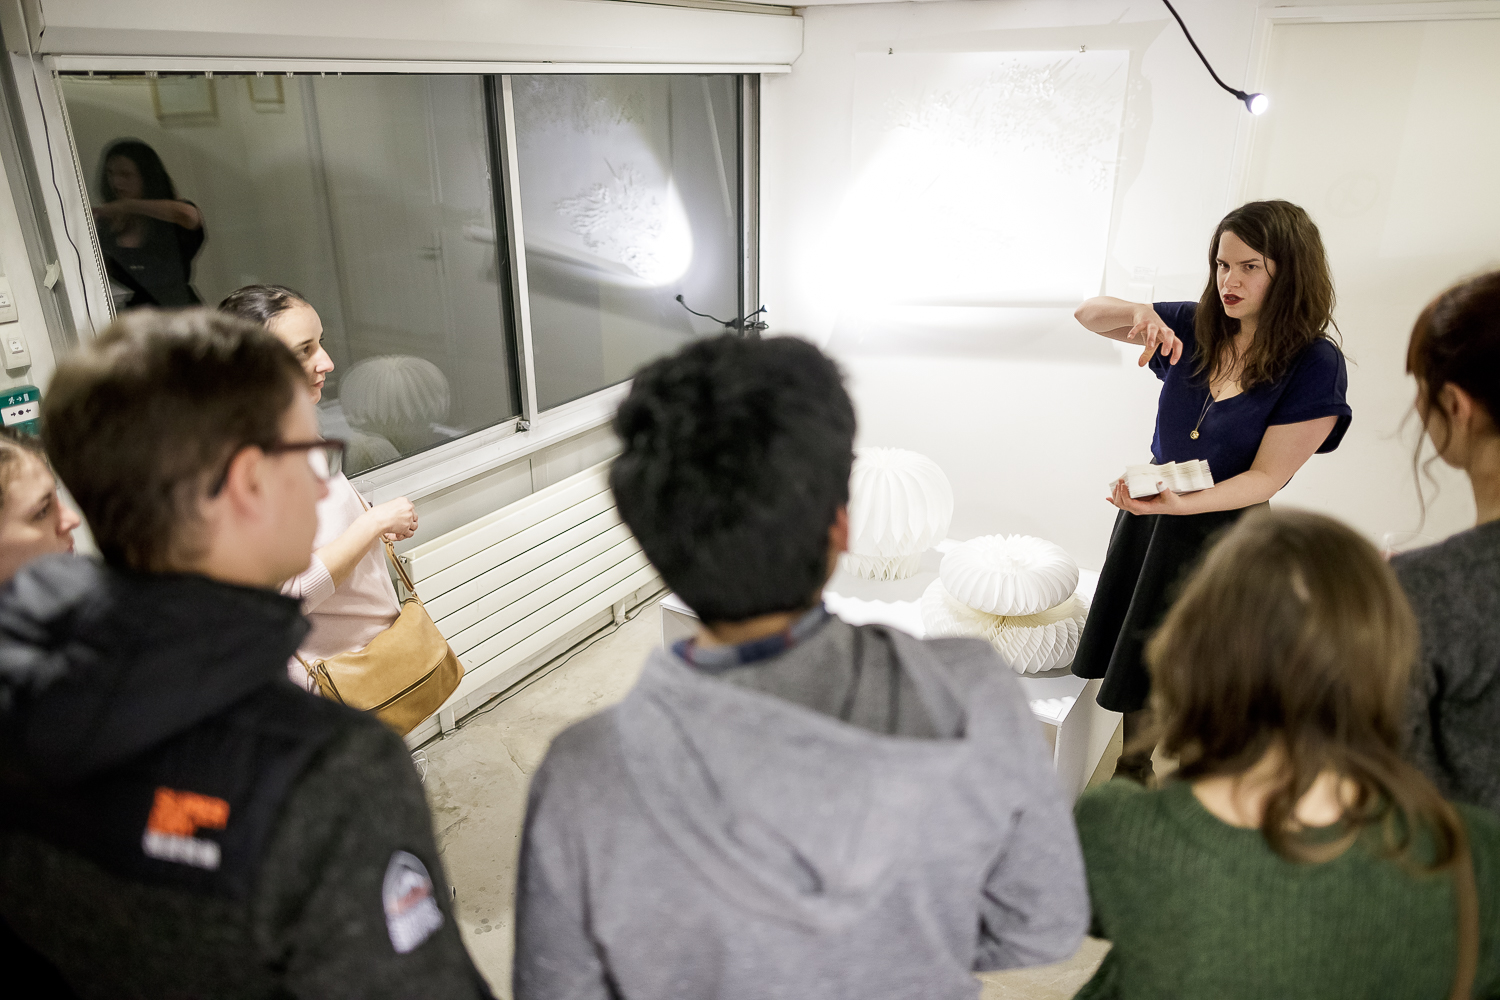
940;534;1079;617
843;447;954;580
341;355;452;454
919;579;1091;675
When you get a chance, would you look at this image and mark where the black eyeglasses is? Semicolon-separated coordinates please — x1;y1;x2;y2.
209;438;347;496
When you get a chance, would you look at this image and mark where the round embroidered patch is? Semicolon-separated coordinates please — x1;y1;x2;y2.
382;850;444;954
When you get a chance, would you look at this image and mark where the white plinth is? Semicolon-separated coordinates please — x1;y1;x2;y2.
658;549;1117;802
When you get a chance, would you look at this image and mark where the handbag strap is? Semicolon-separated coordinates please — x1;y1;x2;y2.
351;484;421;601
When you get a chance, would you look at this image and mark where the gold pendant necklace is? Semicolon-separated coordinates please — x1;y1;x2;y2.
1190;390;1213;440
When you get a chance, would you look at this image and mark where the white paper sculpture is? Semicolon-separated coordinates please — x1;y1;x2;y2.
844;447;954;580
1124;460;1214;499
341;356;452;455
919;579;1090;675
940;534;1079;617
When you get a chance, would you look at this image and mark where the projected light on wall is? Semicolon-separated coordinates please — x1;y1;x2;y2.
826;50;1128;343
556;168;693;286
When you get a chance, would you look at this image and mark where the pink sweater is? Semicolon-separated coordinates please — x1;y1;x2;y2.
282;474;402;689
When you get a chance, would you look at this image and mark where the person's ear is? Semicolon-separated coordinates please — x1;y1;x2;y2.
829;505;849;556
215;446;269;517
1442;383;1478;430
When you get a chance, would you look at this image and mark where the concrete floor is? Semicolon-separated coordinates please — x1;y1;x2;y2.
421;600;1116;998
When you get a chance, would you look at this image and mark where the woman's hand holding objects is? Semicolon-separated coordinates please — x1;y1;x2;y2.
1126;305;1183;368
369;497;418;542
1106;476;1189;516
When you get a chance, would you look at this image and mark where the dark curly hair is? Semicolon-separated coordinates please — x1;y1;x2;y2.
98;139;179;203
610;334;856;624
1194;200;1337;390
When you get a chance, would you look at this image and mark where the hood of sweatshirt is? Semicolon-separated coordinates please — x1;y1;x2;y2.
613;621;1026;931
0;554;308;786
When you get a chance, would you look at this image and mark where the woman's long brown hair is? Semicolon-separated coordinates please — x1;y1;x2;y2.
1145;509;1477;999
1406;270;1500;520
1193;200;1337;389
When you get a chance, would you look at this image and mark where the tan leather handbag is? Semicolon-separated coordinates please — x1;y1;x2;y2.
299;541;463;737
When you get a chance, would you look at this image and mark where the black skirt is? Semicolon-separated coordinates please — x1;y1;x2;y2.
1072;505;1262;713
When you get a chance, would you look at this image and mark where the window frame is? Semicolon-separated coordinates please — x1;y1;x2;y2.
27;56;770;502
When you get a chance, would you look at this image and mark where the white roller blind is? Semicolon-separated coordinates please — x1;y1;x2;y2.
29;0;801;67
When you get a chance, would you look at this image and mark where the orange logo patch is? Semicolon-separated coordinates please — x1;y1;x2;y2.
141;788;230;870
146;787;230;836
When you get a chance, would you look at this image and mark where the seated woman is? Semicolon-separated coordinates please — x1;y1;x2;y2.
1074;508;1500;999
219;285;417;688
0;430;80;582
93;139;205;308
1393;271;1500;815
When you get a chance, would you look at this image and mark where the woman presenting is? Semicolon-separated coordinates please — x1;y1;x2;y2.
1071;200;1352;784
94;139;205;308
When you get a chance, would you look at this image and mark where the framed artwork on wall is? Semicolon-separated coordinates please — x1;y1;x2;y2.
246;76;285;111
151;76;217;126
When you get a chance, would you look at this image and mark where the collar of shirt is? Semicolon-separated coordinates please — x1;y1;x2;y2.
672;605;832;673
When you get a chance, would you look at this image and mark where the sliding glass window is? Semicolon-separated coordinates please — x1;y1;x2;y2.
57;71;748;476
510;75;742;410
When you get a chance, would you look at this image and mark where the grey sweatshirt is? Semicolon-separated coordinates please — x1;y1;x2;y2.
514;618;1089;1000
1394;520;1500;814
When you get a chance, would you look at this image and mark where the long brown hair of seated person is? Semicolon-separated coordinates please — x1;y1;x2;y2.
1143;508;1477;1000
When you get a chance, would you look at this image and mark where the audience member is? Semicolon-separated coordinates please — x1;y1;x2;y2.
0;429;80;582
1074;508;1500;999
0;309;491;998
1393;270;1500;815
219;285;418;691
513;334;1088;1000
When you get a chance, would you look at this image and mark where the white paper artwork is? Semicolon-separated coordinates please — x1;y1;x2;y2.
940;534;1080;617
1123;460;1215;498
919;579;1091;675
831;50;1128;319
843;447;955;580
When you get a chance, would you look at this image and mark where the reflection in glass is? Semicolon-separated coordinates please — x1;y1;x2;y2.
511;75;742;410
59;73;519;475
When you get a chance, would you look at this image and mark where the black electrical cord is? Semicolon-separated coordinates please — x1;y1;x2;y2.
30;68;94;313
1161;0;1267;114
675;294;769;337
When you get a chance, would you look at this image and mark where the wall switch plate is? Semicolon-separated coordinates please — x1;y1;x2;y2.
0;277;18;324
3;329;31;372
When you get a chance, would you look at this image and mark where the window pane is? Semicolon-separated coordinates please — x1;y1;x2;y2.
511;75;742;410
59;73;519;476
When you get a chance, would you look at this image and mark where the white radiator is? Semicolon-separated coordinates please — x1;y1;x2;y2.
398;461;661;746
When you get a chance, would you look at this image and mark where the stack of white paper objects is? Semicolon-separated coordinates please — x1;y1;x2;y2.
1123;460;1214;499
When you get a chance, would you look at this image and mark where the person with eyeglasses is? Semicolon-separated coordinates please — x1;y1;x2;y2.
220;285;418;691
0;308;493;999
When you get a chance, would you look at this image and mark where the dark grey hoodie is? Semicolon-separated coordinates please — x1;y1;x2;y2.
514;618;1089;1000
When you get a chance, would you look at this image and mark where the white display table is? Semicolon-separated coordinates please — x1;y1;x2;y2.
658;548;1118;802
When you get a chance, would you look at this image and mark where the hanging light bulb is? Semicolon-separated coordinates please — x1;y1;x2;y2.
1162;0;1271;116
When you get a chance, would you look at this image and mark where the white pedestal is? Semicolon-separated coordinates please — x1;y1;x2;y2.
658;556;1118;802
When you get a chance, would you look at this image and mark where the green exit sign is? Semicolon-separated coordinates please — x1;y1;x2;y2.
1;385;40;436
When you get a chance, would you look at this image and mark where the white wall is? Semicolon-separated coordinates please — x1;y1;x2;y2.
762;0;1482;569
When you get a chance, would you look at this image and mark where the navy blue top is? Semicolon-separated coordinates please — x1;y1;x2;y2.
1147;301;1352;481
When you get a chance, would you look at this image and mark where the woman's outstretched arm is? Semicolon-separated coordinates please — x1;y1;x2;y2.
93;199;203;230
1075;297;1183;367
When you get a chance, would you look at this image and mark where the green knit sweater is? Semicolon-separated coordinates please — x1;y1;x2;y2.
1073;779;1500;999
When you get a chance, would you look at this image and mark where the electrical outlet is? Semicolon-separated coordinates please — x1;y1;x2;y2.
3;330;31;372
0;277;18;324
